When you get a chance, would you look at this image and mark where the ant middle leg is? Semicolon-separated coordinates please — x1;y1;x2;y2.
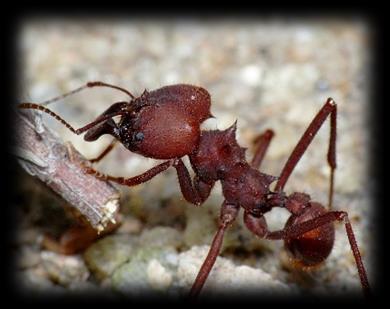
173;158;215;206
251;129;275;169
189;202;239;297
274;98;337;209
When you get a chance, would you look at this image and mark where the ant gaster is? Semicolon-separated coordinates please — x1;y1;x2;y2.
19;81;370;297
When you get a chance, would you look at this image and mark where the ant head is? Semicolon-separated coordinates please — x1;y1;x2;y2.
112;85;213;160
83;84;212;160
117;103;201;160
190;121;246;181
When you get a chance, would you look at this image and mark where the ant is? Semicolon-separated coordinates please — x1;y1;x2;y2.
18;81;370;297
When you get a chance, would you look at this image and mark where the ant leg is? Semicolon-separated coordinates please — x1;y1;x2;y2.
81;160;172;186
88;139;118;163
266;211;370;295
173;158;214;206
251;129;275;169
274;98;337;209
18;102;128;135
65;142;170;187
189;202;239;297
65;131;165;186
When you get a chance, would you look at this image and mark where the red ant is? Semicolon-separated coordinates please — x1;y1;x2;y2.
18;81;370;297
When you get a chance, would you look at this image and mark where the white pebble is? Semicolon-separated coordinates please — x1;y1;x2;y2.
240;65;263;86
147;259;172;291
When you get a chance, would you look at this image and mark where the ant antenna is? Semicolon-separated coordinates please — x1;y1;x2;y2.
40;81;135;106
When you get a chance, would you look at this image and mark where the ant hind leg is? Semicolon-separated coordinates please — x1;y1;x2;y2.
266;210;370;296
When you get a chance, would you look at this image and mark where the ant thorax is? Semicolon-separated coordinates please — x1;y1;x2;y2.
189;122;246;182
221;164;277;213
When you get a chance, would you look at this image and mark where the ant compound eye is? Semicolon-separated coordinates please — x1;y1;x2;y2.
134;132;144;142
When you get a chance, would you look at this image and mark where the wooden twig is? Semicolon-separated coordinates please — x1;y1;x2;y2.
14;109;120;233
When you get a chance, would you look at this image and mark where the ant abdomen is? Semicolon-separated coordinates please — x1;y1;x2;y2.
284;203;335;267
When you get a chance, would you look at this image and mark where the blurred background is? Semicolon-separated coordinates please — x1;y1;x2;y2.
15;17;373;297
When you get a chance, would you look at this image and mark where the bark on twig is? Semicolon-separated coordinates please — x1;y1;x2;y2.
14;109;120;232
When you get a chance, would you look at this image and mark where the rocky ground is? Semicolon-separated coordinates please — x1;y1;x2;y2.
14;18;373;299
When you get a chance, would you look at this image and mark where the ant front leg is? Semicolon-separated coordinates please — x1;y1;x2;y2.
65;141;173;186
81;160;173;186
275;98;337;209
173;158;215;206
189;202;239;297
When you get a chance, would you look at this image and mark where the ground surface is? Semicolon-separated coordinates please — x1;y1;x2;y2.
15;17;373;299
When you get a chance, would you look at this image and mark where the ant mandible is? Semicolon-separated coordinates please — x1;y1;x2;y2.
18;81;370;297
